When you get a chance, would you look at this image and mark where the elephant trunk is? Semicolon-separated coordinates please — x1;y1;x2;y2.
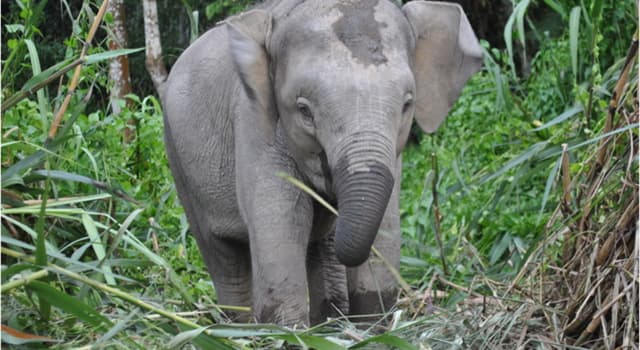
332;137;394;267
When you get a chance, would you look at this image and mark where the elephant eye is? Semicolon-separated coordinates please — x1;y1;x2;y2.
402;97;414;115
296;97;314;123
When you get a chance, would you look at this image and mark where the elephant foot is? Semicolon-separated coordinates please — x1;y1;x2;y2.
348;289;398;325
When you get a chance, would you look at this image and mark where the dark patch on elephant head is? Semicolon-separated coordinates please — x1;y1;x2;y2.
332;0;388;66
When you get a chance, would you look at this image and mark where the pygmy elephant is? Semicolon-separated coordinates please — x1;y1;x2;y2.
162;0;482;326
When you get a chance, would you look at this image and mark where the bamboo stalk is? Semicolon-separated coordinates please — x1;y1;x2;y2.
574;283;634;346
591;33;638;178
47;0;110;141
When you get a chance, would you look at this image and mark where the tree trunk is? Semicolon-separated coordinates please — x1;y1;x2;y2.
107;0;135;143
142;0;168;95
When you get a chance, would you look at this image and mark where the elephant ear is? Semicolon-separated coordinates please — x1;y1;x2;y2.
402;1;483;133
226;10;276;142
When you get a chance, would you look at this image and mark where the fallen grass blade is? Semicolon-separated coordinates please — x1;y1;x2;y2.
277;172;337;215
168;326;209;349
27;281;112;329
0;325;60;345
350;333;417;350
94;309;140;346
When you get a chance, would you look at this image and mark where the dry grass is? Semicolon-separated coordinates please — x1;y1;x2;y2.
549;41;639;348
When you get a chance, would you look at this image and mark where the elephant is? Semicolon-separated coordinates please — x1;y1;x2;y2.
162;0;482;327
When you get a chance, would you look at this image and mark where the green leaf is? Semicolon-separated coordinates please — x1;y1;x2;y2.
84;48;144;65
32;169;95;184
503;10;516;77
531;104;584;131
294;335;346;350
569;6;581;80
503;0;531;77
515;0;531;58
490;234;512;264
94;310;139;345
26;281;111;328
400;256;429;268
20;57;75;92
538;154;563;223
350;333;417;350
176;325;238;350
24;39;49;122
543;0;567;19
478;142;548;184
4;24;25;33
2;100;86;186
168;326;209;348
81;213;116;285
542;123;639;160
0;264;39;284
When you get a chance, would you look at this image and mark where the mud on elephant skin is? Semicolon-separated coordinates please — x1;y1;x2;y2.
162;0;482;327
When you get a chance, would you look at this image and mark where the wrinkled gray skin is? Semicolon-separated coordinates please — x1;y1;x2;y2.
163;0;482;326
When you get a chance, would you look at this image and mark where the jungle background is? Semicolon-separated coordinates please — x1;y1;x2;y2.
1;0;637;348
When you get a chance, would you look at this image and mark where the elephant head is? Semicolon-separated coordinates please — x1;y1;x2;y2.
226;0;482;267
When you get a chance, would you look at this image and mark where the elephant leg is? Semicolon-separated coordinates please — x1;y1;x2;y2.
194;233;253;322
241;171;315;326
307;232;349;325
347;156;402;317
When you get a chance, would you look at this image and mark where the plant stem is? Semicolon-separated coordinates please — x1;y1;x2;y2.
0;269;49;293
371;246;412;295
431;153;448;276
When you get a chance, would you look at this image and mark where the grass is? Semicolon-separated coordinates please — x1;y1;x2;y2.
1;0;637;348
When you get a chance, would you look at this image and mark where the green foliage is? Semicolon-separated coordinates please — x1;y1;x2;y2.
400;0;636;289
205;0;254;21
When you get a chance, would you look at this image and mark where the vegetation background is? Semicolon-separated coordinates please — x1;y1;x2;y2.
1;0;637;348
